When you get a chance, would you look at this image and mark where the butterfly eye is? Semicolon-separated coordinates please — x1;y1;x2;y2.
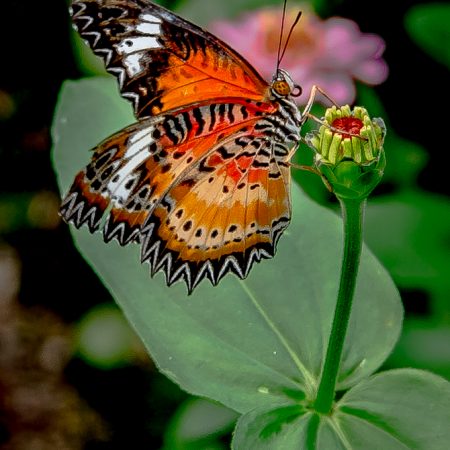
291;84;303;97
272;80;291;96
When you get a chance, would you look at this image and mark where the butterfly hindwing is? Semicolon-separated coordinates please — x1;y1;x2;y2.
60;120;157;242
61;98;288;255
140;134;292;292
71;0;270;117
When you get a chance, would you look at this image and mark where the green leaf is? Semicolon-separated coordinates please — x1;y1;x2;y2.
52;77;402;414
233;369;450;449
386;318;450;380
365;190;450;312
365;191;450;378
163;398;237;449
382;134;428;189
405;3;450;69
75;303;138;369
337;369;450;449
232;404;315;449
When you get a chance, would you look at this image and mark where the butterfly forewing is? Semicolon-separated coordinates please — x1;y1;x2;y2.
62;0;303;293
71;0;270;117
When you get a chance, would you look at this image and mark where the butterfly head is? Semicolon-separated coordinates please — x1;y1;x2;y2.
271;69;302;98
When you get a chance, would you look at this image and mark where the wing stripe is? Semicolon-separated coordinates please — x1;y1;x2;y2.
192;107;205;136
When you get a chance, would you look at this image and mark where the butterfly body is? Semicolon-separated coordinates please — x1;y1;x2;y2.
61;0;305;293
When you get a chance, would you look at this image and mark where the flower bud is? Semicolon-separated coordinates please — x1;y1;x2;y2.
306;105;386;200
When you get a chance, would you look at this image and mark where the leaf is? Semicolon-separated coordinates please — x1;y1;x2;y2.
75;303;138;369
52;77;402;414
337;369;450;449
365;190;450;307
385;318;450;381
233;369;450;449
365;191;450;378
162;398;237;449
405;3;450;69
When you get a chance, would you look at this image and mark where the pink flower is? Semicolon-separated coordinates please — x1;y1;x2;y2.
211;7;388;105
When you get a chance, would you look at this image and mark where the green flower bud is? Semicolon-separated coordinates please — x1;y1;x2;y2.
306;105;386;200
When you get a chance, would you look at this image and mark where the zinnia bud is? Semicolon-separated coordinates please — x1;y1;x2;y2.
306;105;386;200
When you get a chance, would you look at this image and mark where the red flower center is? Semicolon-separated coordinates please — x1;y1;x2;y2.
331;117;364;137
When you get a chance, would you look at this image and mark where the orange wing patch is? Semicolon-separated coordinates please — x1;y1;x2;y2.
146;47;269;115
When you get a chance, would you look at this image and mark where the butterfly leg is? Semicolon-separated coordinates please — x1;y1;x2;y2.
289;161;334;192
300;84;339;125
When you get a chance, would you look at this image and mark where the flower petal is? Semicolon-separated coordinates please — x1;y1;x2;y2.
298;72;356;105
352;59;389;84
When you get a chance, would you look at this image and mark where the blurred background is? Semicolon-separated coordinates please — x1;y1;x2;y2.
0;0;449;448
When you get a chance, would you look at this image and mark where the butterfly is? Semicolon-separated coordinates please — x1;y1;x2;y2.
60;0;315;293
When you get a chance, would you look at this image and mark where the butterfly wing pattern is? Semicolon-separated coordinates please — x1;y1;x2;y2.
60;0;304;293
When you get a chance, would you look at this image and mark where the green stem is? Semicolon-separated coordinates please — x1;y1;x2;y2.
314;197;366;414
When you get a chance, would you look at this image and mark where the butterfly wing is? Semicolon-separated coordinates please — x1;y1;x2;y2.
71;0;270;116
62;0;301;292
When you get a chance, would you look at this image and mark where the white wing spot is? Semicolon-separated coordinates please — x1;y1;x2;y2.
140;13;162;24
116;36;160;54
116;32;161;77
123;53;145;77
136;22;161;35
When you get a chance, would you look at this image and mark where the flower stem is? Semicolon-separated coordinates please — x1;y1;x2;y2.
314;197;366;414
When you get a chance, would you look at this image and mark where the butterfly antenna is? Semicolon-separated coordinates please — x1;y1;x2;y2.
276;0;288;74
278;10;302;67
